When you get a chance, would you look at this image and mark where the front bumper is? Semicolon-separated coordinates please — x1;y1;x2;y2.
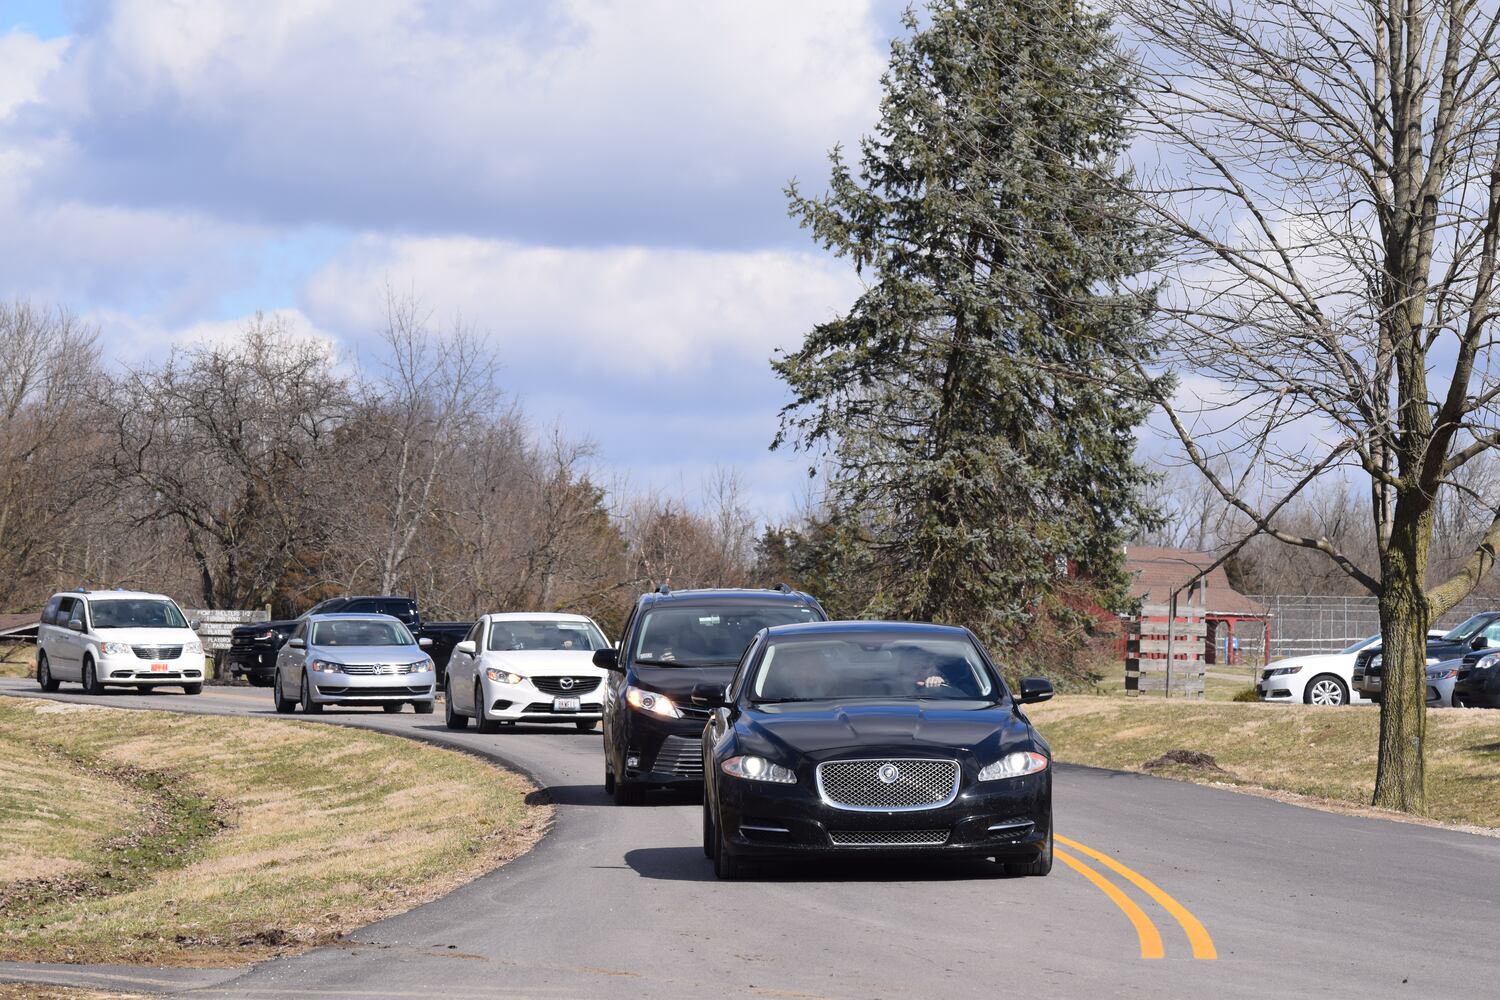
1454;670;1500;708
100;654;204;686
1258;676;1298;701
716;771;1050;862
309;670;436;704
227;648;276;679
618;706;712;786
480;676;604;723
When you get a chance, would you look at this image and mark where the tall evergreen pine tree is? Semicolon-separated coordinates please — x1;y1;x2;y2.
775;0;1164;661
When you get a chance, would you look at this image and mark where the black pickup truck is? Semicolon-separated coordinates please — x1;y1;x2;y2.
226;595;472;686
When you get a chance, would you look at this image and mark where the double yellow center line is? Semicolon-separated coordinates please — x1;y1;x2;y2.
1055;834;1216;961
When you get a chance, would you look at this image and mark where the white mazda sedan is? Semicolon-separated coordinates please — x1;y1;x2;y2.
443;612;611;732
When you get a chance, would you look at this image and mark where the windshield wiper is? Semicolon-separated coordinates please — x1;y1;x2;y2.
635;657;719;668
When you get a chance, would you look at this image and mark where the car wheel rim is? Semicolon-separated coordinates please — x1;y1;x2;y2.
1311;680;1342;705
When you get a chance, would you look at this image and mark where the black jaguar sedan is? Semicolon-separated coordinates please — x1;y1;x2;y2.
700;620;1055;879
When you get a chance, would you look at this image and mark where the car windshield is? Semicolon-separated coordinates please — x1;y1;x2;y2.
633;604;821;666
1341;635;1381;654
750;635;997;702
311;619;414;647
89;599;188;630
489;619;607;651
1442;614;1495;642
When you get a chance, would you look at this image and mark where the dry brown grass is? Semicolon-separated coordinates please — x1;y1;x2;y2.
0;987;143;1000
1028;696;1500;829
0;644;34;680
0;742;145;886
0;696;548;966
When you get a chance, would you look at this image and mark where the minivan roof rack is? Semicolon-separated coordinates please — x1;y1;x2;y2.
775;582;792;593
657;584;672;595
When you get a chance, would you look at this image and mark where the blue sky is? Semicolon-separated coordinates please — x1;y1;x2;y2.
0;0;913;519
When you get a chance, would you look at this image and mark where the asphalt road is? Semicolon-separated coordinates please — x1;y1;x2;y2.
2;677;1498;999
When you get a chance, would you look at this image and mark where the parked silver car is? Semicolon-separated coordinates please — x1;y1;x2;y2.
272;613;435;714
1427;658;1461;707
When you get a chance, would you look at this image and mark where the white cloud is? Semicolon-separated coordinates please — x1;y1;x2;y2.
301;235;862;374
0;29;64;119
31;0;890;245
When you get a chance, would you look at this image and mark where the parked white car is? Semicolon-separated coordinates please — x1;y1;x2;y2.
1259;630;1445;706
443;612;611;733
36;589;205;695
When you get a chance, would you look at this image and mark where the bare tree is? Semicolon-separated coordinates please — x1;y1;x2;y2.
106;316;350;608
362;289;499;594
1119;0;1500;811
0;302;106;608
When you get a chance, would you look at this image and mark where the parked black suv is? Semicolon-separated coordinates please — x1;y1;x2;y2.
227;596;471;686
597;586;826;805
1353;611;1500;702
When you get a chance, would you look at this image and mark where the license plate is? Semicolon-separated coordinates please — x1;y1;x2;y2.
151;663;169;673
553;697;580;712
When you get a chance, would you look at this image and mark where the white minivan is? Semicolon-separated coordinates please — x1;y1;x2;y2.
37;589;205;695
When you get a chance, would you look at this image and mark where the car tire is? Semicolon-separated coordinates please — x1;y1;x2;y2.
300;674;323;714
383;703;403;713
182;683;203;695
1304;674;1349;707
474;685;501;734
413;700;434;715
444;682;468;729
82;659;104;696
273;671;297;714
574;719;597;732
612;775;645;806
713;821;747;879
1005;819;1054;877
36;653;59;692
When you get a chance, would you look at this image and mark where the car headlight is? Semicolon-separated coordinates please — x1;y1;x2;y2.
978;751;1049;781
485;667;524;684
184;641;203;656
1370;655;1382;669
721;755;796;783
1267;665;1304;676
625;686;680;718
1428;668;1458;680
1477;654;1499;670
308;659;345;673
100;641;132;655
403;659;433;675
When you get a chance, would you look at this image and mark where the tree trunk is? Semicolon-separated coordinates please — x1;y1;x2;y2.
1373;507;1430;812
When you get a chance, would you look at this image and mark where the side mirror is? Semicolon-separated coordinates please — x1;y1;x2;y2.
189;618;202;631
418;637;434;648
593;648;621;671
67;618;84;632
287;637;305;649
1472;635;1489;650
1018;677;1054;704
455;640;476;656
691;682;727;708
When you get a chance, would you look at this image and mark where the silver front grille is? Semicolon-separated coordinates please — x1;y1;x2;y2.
650;735;704;777
816;758;960;812
342;663;395;676
132;645;183;660
829;828;950;847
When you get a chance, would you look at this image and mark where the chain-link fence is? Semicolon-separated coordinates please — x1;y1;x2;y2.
1245;594;1500;660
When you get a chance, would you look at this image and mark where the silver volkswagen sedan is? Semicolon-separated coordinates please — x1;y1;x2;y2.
272;613;436;714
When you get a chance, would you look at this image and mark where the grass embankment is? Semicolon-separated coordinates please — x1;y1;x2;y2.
0;697;547;966
1029;697;1500;830
0;643;33;680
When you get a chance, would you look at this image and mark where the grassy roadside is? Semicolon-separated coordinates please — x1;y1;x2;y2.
0;643;33;680
1029;696;1500;829
0;696;548;966
0;988;142;1000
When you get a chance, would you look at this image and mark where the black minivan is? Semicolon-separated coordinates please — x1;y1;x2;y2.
596;586;826;804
